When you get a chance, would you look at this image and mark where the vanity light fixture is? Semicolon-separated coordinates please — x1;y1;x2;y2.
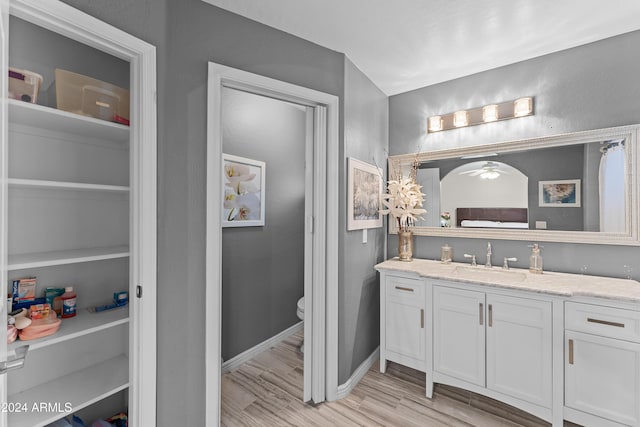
514;97;533;117
427;96;534;133
453;110;469;127
482;104;499;122
428;115;443;132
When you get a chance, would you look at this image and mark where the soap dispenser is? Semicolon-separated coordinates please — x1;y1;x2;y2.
441;244;453;264
529;244;543;274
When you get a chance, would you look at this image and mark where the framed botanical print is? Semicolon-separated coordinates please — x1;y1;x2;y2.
222;154;266;227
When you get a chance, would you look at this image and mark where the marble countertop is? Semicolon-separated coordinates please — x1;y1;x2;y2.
375;258;640;304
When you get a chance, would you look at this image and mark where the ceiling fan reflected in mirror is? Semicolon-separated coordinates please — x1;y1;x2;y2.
459;161;511;180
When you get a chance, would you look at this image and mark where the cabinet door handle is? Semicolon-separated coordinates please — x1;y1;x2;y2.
587;318;625;328
488;304;493;327
420;309;424;329
568;339;574;365
479;303;484;326
395;286;414;292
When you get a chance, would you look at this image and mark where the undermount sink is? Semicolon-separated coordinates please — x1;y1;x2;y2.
452;265;527;282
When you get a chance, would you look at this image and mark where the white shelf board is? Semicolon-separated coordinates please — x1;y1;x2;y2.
8;246;130;270
8;354;129;427
8;307;129;354
8;99;129;143
8;178;129;193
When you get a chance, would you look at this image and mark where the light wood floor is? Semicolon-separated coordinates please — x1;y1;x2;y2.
221;331;581;426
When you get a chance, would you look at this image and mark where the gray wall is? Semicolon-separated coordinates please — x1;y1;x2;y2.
389;30;640;280
340;58;388;382
221;87;306;360
160;1;343;424
58;0;357;425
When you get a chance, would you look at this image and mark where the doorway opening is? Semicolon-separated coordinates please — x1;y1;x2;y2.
205;63;339;426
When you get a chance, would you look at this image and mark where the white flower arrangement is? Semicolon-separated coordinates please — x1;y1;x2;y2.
380;162;427;232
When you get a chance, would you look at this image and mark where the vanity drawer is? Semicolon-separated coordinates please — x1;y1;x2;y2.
385;275;424;300
566;302;640;342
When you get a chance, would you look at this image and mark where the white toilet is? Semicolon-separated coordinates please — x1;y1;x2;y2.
296;297;304;353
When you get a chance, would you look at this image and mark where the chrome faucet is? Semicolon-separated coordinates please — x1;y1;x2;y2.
503;257;518;270
464;253;477;267
485;242;492;268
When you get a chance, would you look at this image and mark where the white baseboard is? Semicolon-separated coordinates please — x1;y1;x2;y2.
334;346;380;400
221;321;303;374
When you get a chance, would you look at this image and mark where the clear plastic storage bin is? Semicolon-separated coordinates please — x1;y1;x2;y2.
8;67;43;103
49;69;130;125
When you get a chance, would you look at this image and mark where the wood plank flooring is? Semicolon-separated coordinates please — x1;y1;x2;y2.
221;331;581;426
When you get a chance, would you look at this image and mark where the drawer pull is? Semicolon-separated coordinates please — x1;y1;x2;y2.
420;309;424;329
587;318;625;328
488;304;493;327
568;339;574;365
395;286;414;292
479;303;484;326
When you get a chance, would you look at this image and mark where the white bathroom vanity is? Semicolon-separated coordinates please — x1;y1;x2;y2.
377;258;640;427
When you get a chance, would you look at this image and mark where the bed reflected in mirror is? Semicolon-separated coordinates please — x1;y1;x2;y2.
416;160;529;229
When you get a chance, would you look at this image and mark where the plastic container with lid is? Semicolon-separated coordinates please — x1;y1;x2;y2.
8;67;43;103
61;286;77;318
48;69;130;125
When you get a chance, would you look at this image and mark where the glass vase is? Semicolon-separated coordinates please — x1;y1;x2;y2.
398;230;414;262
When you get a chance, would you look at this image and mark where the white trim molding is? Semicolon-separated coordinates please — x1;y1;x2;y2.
0;0;9;415
222;322;303;374
335;347;380;400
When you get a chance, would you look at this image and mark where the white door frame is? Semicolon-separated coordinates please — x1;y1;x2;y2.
0;0;8;416
206;62;339;425
0;1;157;426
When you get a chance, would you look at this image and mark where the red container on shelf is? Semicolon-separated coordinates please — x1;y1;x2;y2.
61;286;77;319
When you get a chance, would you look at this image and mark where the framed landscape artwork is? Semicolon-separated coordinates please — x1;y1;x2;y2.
347;157;383;230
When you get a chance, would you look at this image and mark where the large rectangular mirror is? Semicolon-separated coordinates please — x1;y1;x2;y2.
388;124;640;245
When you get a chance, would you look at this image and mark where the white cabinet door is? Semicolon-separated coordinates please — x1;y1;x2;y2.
433;286;485;387
565;330;640;426
486;294;552;408
385;276;425;371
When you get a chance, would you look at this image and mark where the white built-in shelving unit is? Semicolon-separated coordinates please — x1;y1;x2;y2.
6;93;133;427
0;1;157;426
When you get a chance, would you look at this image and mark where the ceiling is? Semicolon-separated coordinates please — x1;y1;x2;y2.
203;0;640;96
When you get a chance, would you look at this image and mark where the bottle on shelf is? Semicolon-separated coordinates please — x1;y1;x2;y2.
61;286;77;318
